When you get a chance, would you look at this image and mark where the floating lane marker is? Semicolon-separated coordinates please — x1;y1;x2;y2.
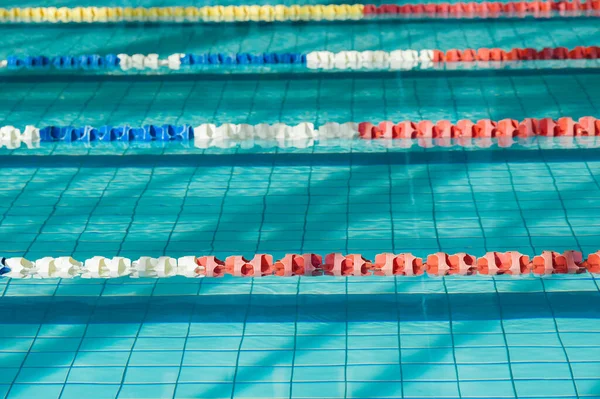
1;251;598;278
0;117;598;143
2;46;598;71
1;118;600;149
0;1;598;23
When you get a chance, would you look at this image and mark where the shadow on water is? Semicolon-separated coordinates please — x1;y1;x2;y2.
1;289;600;325
3;148;600;168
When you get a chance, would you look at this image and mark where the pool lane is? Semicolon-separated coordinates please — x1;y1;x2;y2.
1;18;598;59
0;70;598;128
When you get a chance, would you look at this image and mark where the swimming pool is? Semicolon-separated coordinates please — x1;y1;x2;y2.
1;4;600;399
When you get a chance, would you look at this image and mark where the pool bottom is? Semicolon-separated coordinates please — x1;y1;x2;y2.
2;148;600;262
0;275;599;399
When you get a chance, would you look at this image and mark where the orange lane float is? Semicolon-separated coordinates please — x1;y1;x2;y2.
364;0;600;16
3;251;600;278
432;46;600;62
358;117;600;139
182;251;600;277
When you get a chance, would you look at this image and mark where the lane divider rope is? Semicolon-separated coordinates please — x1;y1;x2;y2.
1;117;598;147
0;2;598;24
2;46;599;71
1;251;599;278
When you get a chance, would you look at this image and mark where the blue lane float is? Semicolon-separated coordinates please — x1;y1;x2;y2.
5;52;307;70
39;125;195;142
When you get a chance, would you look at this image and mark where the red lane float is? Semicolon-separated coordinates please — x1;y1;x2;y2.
477;251;530;275
364;1;600;17
427;253;477;275
322;253;373;276
374;253;425;276
358;117;600;140
189;250;600;277
584;251;600;273
273;254;322;276
225;255;273;277
433;46;600;62
532;251;584;274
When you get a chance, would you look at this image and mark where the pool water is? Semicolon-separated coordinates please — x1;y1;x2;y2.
1;275;600;399
1;5;600;399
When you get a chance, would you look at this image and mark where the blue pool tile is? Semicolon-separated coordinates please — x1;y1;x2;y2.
0;368;18;384
37;325;85;338
291;382;345;398
23;352;75;368
505;333;561;347
79;338;135;352
233;382;290;399
74;352;129;367
457;364;511;381
509;347;567;363
401;348;455;364
60;384;120;399
459;381;515;398
402;364;457;382
15;367;68;384
134;338;186;351
575;379;600;397
0;354;26;368
347;365;401;382
138;323;189;338
401;335;453;349
347;381;404;398
239;350;295;367
292;366;344;382
241;336;295;351
186;337;242;351
102;285;155;296
7;384;63;399
55;285;104;296
4;285;57;297
235;367;292;383
347;335;398;350
403;381;460;398
178;367;235;383
124;367;179;384
31;338;81;353
571;363;600;379
68;367;124;384
514;380;577;398
347;349;399;365
182;351;239;367
118;384;175;399
565;347;600;362
128;351;183;367
0;339;33;352
455;347;508;364
174;383;233;399
511;362;572;380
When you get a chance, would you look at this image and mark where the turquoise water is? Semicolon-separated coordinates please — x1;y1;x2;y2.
1;143;600;262
2;7;600;399
0;275;600;399
0;71;599;127
1;19;599;59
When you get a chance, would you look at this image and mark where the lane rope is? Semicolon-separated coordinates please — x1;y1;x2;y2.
0;117;598;144
0;2;598;24
1;251;598;278
2;46;599;71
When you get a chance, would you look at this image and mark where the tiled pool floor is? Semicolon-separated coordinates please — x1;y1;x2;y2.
2;19;600;59
0;276;599;399
1;148;600;261
1;71;599;128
